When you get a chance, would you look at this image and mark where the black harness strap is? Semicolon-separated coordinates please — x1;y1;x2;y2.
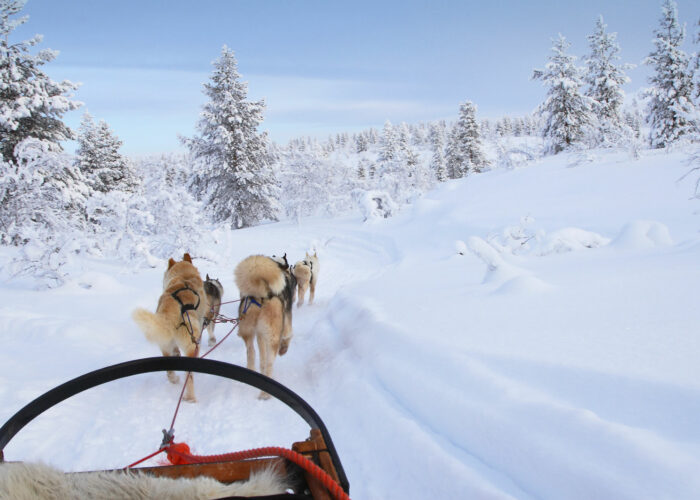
170;285;201;344
171;285;201;315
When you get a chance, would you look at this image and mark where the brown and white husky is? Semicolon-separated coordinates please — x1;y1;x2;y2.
132;253;208;402
291;252;319;307
234;254;296;398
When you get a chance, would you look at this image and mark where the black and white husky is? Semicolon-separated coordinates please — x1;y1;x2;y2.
203;275;224;347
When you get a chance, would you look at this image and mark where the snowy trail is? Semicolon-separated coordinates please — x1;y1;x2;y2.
317;290;700;499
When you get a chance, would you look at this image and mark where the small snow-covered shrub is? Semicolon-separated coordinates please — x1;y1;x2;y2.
538;227;611;255
353;190;398;221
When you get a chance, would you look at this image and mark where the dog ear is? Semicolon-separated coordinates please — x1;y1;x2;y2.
168;258;176;269
183;253;192;263
206;273;210;280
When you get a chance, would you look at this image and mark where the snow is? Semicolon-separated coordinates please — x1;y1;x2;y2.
1;147;700;499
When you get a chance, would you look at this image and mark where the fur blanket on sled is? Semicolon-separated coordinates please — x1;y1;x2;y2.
0;461;289;500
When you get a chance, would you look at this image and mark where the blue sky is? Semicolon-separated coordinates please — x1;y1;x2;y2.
14;0;700;154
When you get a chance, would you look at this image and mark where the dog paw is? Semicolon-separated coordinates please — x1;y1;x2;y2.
208;337;217;347
167;373;180;384
279;340;290;356
184;395;197;403
258;391;271;400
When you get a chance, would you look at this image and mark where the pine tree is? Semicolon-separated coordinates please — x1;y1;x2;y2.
533;34;595;154
445;101;487;178
585;17;630;125
429;123;447;182
644;0;696;148
182;46;279;228
355;132;368;153
379;120;397;162
75;112;136;193
0;0;81;163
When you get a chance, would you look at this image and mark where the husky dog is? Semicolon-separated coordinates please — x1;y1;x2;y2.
203;275;224;347
234;253;296;399
292;252;319;307
132;253;209;402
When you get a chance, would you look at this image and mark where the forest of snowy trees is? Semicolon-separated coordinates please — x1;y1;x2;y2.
0;0;699;286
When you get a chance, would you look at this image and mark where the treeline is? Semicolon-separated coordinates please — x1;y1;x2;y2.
0;0;698;286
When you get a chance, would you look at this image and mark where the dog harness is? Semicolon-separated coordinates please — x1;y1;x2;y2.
303;259;314;282
238;296;263;316
171;285;201;344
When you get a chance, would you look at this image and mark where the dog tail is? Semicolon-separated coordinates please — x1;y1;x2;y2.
292;263;311;285
234;255;286;298
132;308;172;345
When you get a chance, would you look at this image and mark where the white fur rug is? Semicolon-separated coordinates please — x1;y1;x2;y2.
0;461;289;499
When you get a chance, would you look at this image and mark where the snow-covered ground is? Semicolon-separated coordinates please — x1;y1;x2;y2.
1;147;699;499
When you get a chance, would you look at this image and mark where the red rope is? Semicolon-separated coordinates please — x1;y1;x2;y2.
199;320;238;358
124;447;166;469
128;312;240;469
218;298;243;306
166;443;350;500
169;311;238;431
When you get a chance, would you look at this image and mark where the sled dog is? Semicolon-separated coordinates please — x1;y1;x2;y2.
132;253;208;402
234;254;296;398
291;252;319;307
203;275;224;347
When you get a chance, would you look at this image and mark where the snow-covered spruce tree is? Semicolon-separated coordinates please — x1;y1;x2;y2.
379;120;397;162
0;0;81;163
75;112;136;193
584;16;632;146
533;34;595;154
355;132;368;153
644;0;696;149
182;46;280;229
375;120;424;202
445;101;487;178
0;138;88;246
428;122;447;182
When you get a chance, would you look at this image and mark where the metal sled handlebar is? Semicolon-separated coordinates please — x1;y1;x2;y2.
0;356;349;493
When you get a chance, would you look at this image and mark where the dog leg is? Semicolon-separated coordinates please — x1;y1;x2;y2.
240;335;255;371
309;279;315;305
182;343;198;403
278;335;291;356
162;346;181;384
297;282;307;308
257;334;274;400
279;321;293;356
206;321;216;347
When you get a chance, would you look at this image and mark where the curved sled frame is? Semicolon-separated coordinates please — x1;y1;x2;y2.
0;356;349;494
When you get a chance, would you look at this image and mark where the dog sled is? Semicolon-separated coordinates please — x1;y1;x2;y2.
0;357;350;499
